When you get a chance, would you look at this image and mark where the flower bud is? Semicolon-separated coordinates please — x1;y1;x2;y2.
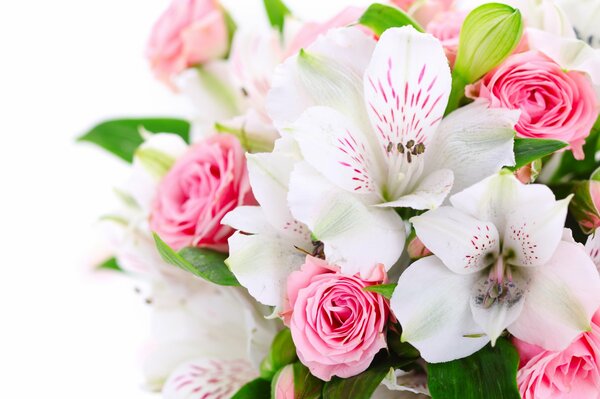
407;231;432;260
515;159;542;184
453;3;523;83
272;364;295;399
570;167;600;234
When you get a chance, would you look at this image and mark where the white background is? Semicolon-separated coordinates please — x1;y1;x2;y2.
0;0;372;397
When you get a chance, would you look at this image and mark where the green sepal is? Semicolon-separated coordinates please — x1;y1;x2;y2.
358;3;424;36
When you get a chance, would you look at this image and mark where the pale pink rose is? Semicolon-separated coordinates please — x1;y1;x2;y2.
468;51;598;159
146;0;229;83
150;134;255;252
284;256;389;381
426;10;466;67
285;7;366;58
514;309;600;399
273;364;295;399
399;0;455;27
407;235;432;260
390;0;417;10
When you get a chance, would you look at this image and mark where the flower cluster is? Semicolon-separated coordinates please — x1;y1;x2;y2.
82;0;600;398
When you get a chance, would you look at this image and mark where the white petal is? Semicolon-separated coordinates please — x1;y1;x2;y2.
288;162;406;275
376;168;454;210
221;206;272;235
292;106;384;195
556;0;600;46
585;228;600;270
411;206;500;274
226;231;307;308
363;26;451;155
391;256;489;363
267;27;376;129
163;358;257;399
508;240;600;350
470;268;527;345
246;150;310;243
503;196;572;267
450;172;556;233
424;101;518;194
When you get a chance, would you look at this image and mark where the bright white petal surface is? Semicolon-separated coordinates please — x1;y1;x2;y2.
221;206;272;235
450;173;556;233
411;206;500;274
245;150;310;243
226;232;307;308
292;106;383;195
391;256;489;363
470;269;527;345
363;26;451;151
377;168;454;210
267;27;376;129
288;162;405;275
508;240;600;350
503;197;571;267
424;101;518;194
162;358;257;399
556;0;600;47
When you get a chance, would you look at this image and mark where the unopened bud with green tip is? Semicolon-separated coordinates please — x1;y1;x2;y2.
446;3;523;114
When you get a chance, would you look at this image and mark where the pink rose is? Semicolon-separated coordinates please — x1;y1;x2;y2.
391;0;454;26
514;309;600;399
469;51;598;159
273;364;295;399
146;0;229;83
285;7;365;58
150;134;254;252
284;256;389;381
426;11;466;67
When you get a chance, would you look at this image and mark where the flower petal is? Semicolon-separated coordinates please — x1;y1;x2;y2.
411;206;500;274
226;231;307;307
450;173;556;233
585;227;600;270
221;206;272;235
376;168;454;210
508;240;600;350
292;106;384;195
288;162;406;276
267;27;376;129
391;256;489;363
423;101;518;195
163;358;257;399
363;26;451;159
503;196;572;267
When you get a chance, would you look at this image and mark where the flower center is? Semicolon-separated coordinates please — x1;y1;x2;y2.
475;257;523;309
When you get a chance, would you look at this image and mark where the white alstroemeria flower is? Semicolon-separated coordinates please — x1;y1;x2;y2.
266;26;517;275
142;278;277;392
391;172;600;363
222;137;313;308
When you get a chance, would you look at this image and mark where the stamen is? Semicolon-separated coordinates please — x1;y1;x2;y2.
386;142;393;153
406;139;415;149
397;143;405;153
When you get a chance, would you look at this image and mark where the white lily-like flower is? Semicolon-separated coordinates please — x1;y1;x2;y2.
391;172;600;363
266;26;518;275
556;0;600;48
222;137;313;308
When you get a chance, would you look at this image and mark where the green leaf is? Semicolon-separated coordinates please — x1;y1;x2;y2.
358;3;424;36
153;233;240;286
97;257;124;273
447;3;523;114
362;283;397;300
263;0;291;32
232;378;271;399
78;118;190;162
322;356;390;399
513;138;568;169
260;328;298;379
293;362;324;399
427;338;520;399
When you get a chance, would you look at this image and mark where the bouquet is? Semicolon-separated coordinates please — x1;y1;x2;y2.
79;0;600;397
